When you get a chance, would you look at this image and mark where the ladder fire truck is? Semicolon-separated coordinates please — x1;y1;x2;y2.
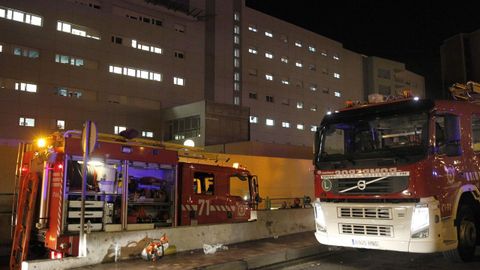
312;82;480;262
10;130;259;268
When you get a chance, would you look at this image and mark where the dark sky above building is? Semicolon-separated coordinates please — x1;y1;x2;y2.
245;0;480;98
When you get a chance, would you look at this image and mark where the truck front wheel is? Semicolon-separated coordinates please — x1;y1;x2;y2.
443;204;477;262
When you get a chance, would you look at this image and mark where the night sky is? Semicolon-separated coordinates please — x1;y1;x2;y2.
246;0;480;99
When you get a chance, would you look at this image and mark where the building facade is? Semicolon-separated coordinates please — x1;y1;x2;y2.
363;56;425;100
441;29;480;96
0;0;420;156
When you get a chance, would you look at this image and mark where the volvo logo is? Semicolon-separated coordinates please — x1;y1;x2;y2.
357;180;367;190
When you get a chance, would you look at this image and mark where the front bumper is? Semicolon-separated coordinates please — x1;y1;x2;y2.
313;198;455;253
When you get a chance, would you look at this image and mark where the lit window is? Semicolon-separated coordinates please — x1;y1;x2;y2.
57;120;65;130
248;25;257;32
234;12;240;21
281;57;288;63
297;124;304;130
142;131;154;138
311;126;317;132
0;44;2;52
13;46;39;58
57;21;100;40
249;116;258;123
334;73;341;79
234;35;240;44
248;47;257;54
234;49;240;57
309;84;317;91
265;52;273;59
234;25;240;34
281;79;289;85
109;65;162;82
308;46;316;52
321;51;327;57
295;61;303;68
265;31;273;38
234;72;240;81
233;96;240;105
174;76;185;86
234;82;240;91
334;91;341;97
131;39;162;55
310;105;317;112
56;87;82;98
234;58;240;67
19;117;35;127
15;82;37;93
296;101;304;109
114;126;126;134
0;6;42;26
282;122;290;128
333;55;340;60
265;74;273;81
294;41;302;47
266;119;274;126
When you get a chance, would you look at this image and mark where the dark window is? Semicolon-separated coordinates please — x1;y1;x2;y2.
174;51;184;59
266;96;274;103
472;115;480;151
249;92;257;99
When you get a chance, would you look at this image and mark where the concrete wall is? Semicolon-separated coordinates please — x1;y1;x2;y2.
23;208;314;270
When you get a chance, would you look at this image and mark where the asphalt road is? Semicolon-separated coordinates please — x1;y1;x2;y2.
259;248;480;270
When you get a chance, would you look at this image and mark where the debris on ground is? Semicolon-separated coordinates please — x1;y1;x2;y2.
203;243;229;254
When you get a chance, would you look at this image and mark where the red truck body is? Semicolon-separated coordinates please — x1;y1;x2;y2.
313;98;480;261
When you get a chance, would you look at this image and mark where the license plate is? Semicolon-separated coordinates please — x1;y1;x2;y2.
351;239;379;248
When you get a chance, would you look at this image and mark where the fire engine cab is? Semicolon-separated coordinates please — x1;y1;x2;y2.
313;83;480;262
10;130;259;268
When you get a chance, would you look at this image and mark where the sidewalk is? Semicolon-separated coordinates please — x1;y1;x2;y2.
75;231;330;270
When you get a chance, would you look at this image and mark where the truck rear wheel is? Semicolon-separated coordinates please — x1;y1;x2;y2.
443;204;477;262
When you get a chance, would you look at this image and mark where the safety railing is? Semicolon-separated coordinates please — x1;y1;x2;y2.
258;196;312;210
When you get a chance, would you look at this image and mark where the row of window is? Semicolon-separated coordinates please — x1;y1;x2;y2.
108;65;184;85
232;11;242;106
247;47;341;78
249;93;321;111
18;117;154;137
247;23;340;60
249;116;318;132
0;5;42;26
113;126;153;138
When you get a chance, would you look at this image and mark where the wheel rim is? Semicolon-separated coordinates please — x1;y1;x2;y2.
459;219;477;248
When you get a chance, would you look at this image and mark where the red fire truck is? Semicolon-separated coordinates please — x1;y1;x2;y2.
10;130;259;268
313;84;480;262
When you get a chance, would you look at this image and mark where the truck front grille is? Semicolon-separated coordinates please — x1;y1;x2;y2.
338;207;392;219
339;223;393;237
331;176;408;195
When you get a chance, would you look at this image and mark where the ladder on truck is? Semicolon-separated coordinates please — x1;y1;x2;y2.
10;171;40;270
449;81;480;102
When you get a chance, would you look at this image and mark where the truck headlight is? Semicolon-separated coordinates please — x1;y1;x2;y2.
411;204;429;238
314;203;327;232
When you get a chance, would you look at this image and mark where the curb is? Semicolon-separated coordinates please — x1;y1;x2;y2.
201;245;329;270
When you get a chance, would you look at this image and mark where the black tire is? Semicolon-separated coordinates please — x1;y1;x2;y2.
443;204;477;262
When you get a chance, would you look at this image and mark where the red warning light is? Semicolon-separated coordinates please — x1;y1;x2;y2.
21;166;28;172
57;164;63;170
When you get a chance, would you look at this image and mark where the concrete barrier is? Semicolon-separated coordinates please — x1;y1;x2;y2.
22;208;314;270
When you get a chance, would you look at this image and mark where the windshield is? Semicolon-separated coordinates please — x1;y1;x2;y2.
319;112;428;164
